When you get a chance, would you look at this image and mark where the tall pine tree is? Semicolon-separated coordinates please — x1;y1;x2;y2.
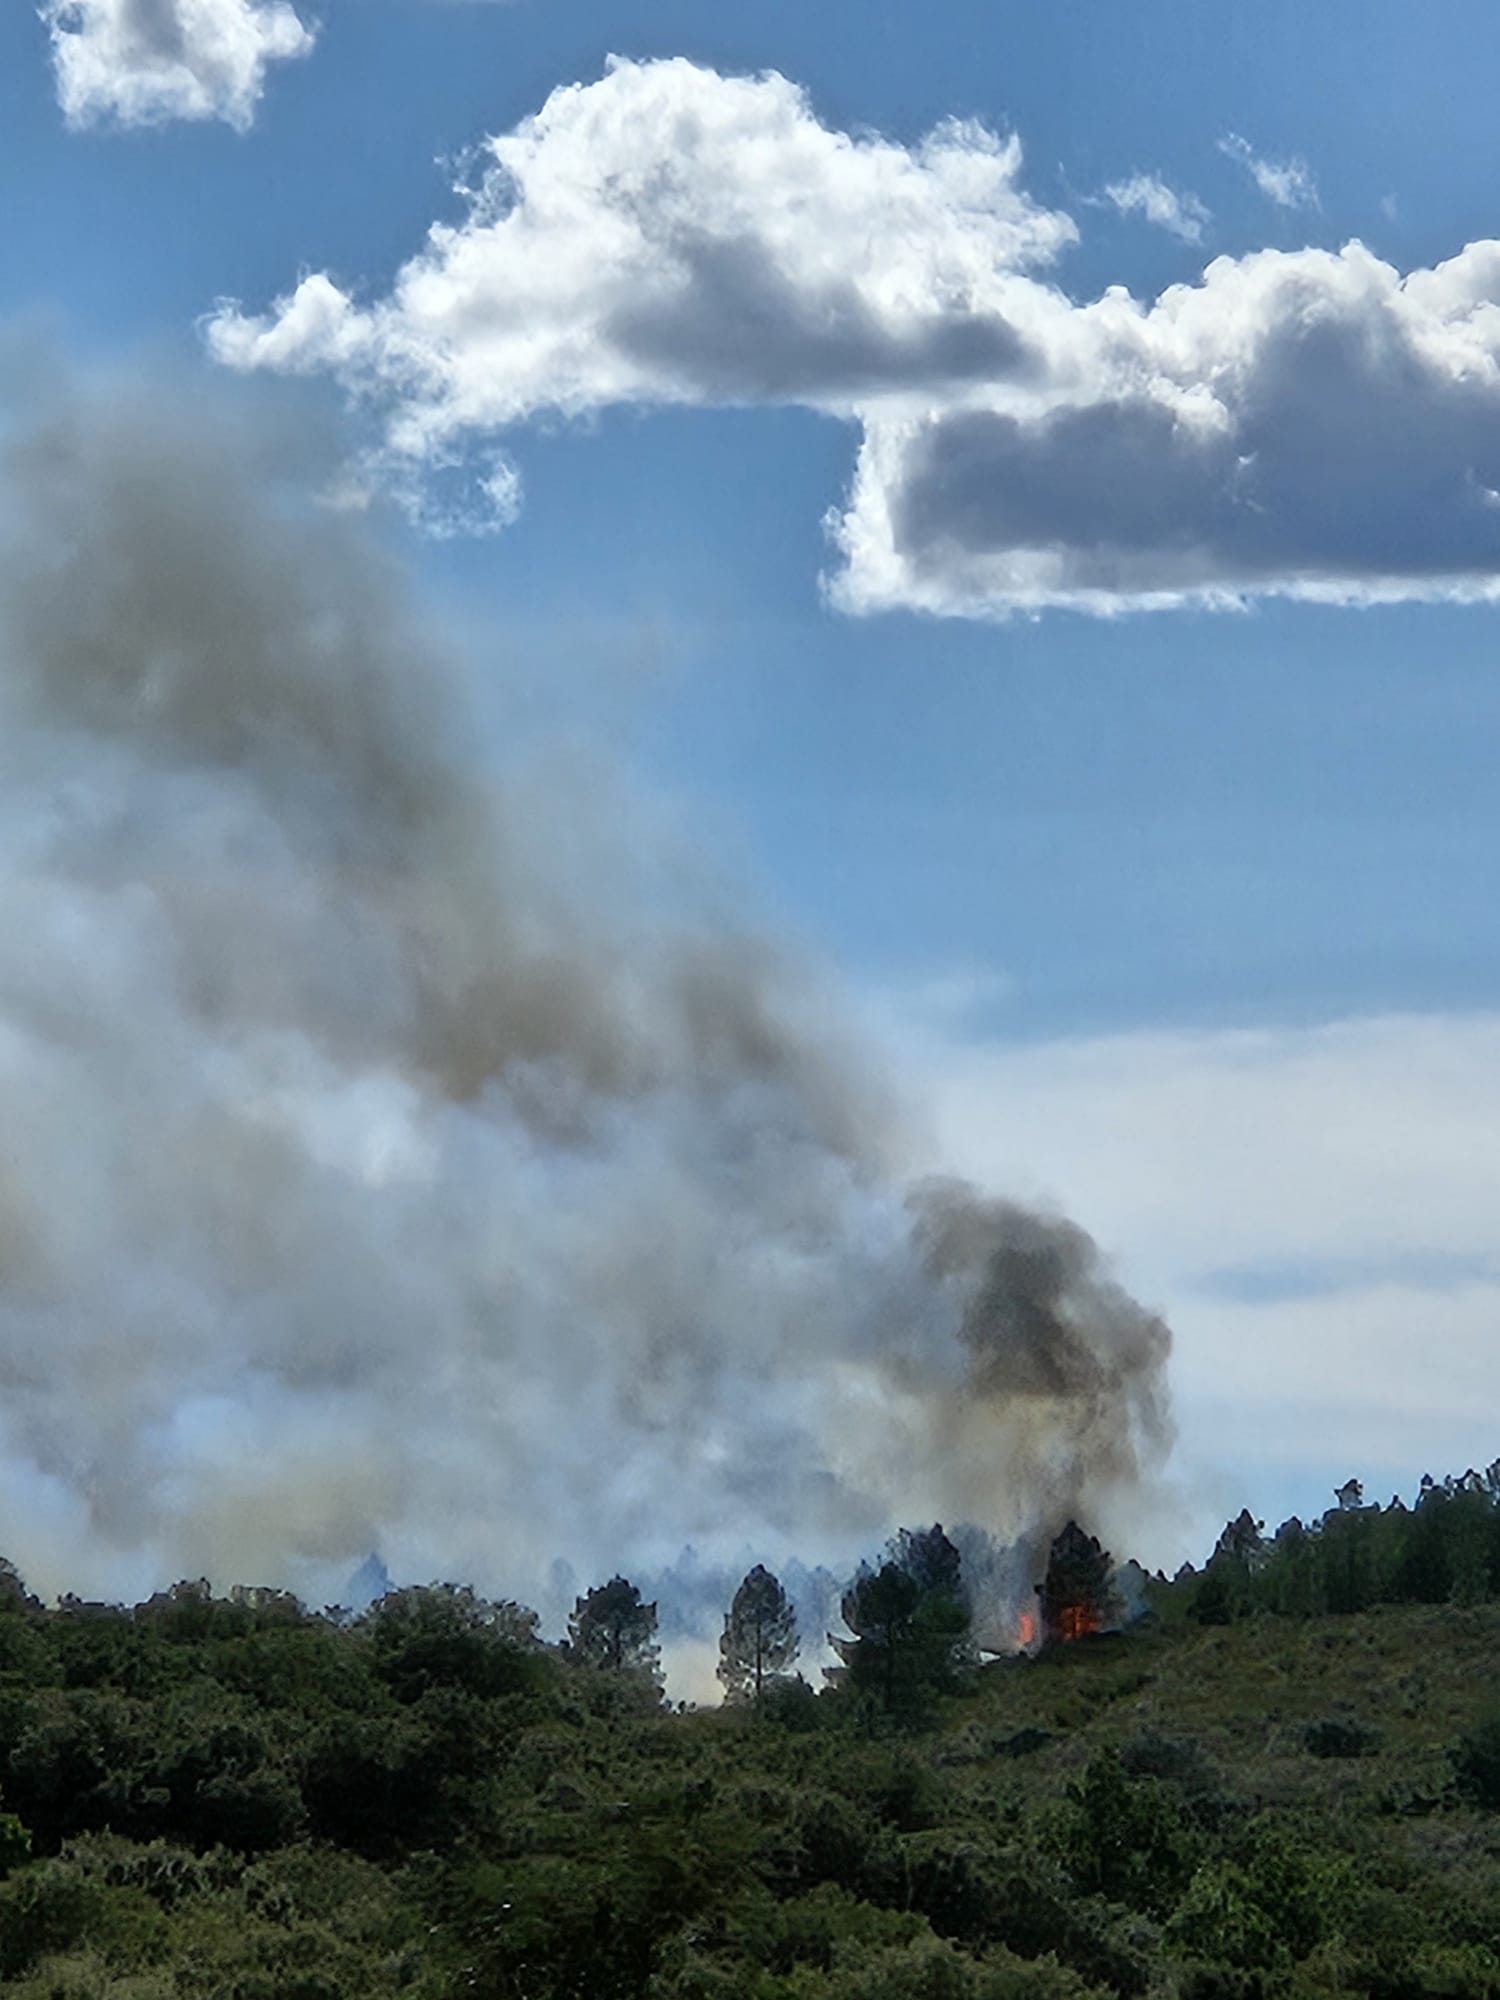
718;1565;799;1703
568;1576;661;1686
1037;1522;1117;1644
833;1524;971;1706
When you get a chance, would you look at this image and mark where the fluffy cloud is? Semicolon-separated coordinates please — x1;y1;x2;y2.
1218;132;1319;212
211;57;1500;613
831;239;1500;615
1100;172;1210;243
43;0;314;131
208;55;1074;523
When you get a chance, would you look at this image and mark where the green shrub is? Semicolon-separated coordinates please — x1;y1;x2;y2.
1303;1715;1378;1760
1452;1713;1500;1810
0;1862;104;1979
1055;1750;1200;1916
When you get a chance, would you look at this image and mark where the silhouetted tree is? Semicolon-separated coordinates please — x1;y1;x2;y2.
1263;1516;1325;1618
1211;1509;1265;1573
1322;1486;1379;1614
718;1565;799;1704
1037;1522;1117;1645
889;1523;964;1599
836;1561;919;1707
834;1524;971;1707
568;1577;661;1685
1194;1509;1265;1622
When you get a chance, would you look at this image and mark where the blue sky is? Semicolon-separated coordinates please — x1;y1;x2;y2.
7;0;1500;1589
11;0;1497;1037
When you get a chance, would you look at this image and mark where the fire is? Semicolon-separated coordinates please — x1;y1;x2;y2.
1016;1610;1037;1649
1056;1602;1100;1643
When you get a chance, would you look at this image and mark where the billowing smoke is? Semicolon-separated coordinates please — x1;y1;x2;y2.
0;361;1171;1621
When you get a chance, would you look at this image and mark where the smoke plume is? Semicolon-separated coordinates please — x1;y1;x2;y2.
0;362;1171;1620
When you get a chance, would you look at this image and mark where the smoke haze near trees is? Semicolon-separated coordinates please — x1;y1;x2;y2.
0;355;1173;1622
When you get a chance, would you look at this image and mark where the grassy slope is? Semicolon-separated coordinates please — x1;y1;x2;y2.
5;1601;1500;1998
962;1602;1500;1812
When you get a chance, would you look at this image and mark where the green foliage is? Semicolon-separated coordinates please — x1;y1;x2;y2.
0;1489;1497;1997
299;1710;455;1858
1055;1747;1200;1915
366;1584;547;1705
719;1568;800;1705
568;1576;663;1690
0;1861;104;1980
836;1526;973;1712
1452;1711;1500;1810
1189;1573;1235;1628
0;1812;31;1877
1303;1714;1378;1759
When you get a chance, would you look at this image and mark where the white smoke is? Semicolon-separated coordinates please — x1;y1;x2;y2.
0;361;1171;1619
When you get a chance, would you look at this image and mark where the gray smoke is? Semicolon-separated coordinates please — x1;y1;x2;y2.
0;361;1172;1616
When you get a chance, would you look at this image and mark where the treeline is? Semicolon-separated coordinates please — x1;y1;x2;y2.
0;1515;1112;1883
0;1531;1496;1995
1167;1464;1500;1627
0;1470;1494;1993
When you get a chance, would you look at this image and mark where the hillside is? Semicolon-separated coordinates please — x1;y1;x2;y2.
0;1580;1496;1998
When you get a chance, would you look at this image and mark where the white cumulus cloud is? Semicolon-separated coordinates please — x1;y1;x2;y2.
211;58;1500;615
208;54;1074;525
1100;172;1210;243
831;238;1500;616
43;0;314;132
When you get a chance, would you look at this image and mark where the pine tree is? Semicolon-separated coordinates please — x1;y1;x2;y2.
717;1565;799;1703
835;1561;920;1707
833;1523;972;1706
567;1576;661;1684
1037;1521;1117;1644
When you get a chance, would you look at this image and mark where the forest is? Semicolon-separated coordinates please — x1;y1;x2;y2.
0;1471;1497;1998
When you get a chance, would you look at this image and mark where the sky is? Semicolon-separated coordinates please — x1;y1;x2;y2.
5;0;1500;1584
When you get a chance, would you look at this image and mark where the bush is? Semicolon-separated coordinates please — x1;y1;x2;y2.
1303;1715;1379;1759
299;1713;450;1858
0;1862;103;1980
1452;1713;1500;1810
899;1830;1004;1942
1055;1750;1200;1916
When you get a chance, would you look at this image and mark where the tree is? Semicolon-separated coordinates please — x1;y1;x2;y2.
718;1565;799;1704
836;1561;919;1708
1264;1516;1325;1619
366;1584;544;1703
834;1524;971;1708
889;1524;964;1599
1212;1509;1265;1573
1188;1571;1234;1627
1037;1522;1117;1645
1321;1500;1377;1615
567;1577;661;1685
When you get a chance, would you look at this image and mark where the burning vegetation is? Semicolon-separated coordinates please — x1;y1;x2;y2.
0;1466;1495;1996
1037;1521;1121;1648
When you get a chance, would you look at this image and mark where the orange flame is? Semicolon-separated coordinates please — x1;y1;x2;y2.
1057;1603;1100;1643
1016;1610;1036;1649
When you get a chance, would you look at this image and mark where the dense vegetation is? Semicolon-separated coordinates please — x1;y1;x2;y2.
0;1474;1498;1997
